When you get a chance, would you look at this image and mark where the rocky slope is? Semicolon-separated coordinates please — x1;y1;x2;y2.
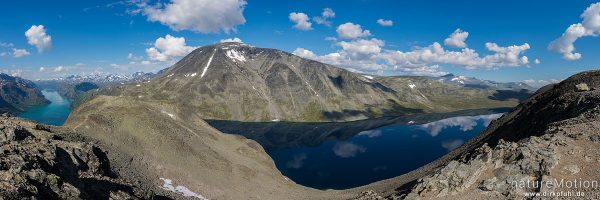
91;42;527;122
0;115;152;199
0;73;49;115
353;70;600;199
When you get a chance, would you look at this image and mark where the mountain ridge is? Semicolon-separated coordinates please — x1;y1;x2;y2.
0;73;49;115
83;42;529;122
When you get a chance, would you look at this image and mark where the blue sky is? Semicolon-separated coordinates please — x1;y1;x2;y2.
0;0;599;86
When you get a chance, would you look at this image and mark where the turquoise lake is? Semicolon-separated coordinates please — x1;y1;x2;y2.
18;90;71;126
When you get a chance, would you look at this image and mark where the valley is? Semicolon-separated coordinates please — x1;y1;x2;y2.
2;1;600;199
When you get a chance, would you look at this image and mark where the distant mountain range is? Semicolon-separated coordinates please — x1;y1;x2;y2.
38;71;160;84
0;73;49;114
433;73;534;91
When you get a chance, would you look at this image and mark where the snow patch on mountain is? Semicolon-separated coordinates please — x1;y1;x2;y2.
201;49;217;78
226;49;246;62
159;178;207;199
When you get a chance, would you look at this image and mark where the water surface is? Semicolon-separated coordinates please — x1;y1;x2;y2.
210;113;503;190
19;90;71;126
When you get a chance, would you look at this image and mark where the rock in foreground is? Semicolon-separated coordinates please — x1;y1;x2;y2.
0;116;152;199
396;71;600;199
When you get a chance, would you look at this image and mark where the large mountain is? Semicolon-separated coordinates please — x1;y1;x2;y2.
0;73;49;114
108;42;528;122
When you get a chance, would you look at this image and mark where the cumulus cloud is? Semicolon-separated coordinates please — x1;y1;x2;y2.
289;12;312;30
313;8;335;26
549;2;600;60
376;19;393;27
444;29;469;48
333;142;366;158
25;25;52;52
12;48;30;58
336;22;371;39
141;0;247;33
534;59;541;64
219;37;243;43
292;48;318;60
146;35;196;61
294;40;530;75
523;79;561;87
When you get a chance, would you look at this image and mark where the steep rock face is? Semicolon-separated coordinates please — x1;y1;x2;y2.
0;73;49;114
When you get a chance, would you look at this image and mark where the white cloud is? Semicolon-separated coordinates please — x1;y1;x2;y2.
444;29;469;48
12;48;30;58
322;8;335;18
313;8;335;26
325;37;337;41
289;12;312;30
292;48;318;60
333;142;366;158
534;59;541;64
219;37;243;43
523;79;560;87
25;25;52;52
146;35;196;61
0;52;7;57
294;31;531;76
53;66;66;72
0;42;13;48
141;0;247;33
336;22;371;39
128;53;143;61
549;2;600;60
39;67;46;72
376;19;393;27
338;38;384;57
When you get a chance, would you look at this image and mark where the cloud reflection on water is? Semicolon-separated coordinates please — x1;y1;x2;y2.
333;142;366;158
419;113;503;136
286;153;308;169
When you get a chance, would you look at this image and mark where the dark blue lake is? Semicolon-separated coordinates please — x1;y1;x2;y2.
266;114;502;189
18;90;71;126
